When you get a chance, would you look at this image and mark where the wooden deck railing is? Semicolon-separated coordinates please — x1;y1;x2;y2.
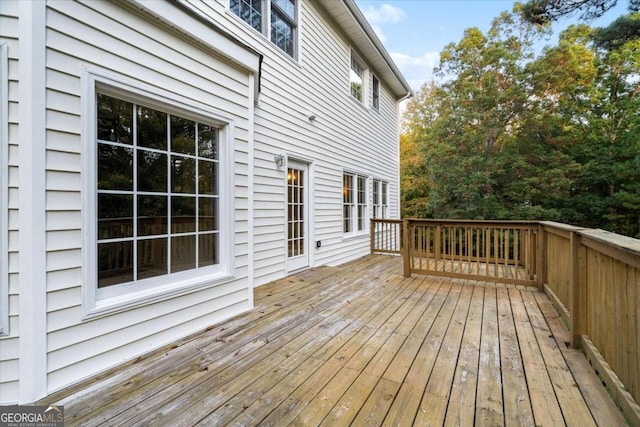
370;219;403;254
541;223;640;422
402;219;539;286
371;218;640;423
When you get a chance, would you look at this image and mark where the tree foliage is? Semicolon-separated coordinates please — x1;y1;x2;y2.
401;7;640;237
522;0;640;49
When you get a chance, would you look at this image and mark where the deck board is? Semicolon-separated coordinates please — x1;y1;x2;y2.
42;255;627;426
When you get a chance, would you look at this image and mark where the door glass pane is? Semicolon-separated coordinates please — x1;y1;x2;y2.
288;167;305;258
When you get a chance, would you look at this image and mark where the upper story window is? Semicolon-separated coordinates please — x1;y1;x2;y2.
343;172;368;235
230;0;263;31
271;0;296;57
230;0;297;58
350;52;365;102
372;75;380;111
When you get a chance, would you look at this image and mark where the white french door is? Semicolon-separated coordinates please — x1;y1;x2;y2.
287;160;309;272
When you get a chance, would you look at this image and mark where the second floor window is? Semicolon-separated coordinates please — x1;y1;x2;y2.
231;0;297;58
230;0;262;31
350;53;365;102
372;75;380;110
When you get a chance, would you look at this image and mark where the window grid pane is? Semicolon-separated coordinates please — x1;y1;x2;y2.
97;93;220;288
231;0;262;31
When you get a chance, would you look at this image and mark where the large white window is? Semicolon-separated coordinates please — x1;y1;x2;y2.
230;0;297;58
373;179;388;219
343;172;368;235
84;71;234;315
0;43;8;335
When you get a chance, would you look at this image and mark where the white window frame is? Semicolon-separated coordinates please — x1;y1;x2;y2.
350;50;367;103
82;67;235;318
229;0;299;59
372;74;380;111
373;179;388;219
0;43;8;335
343;171;369;236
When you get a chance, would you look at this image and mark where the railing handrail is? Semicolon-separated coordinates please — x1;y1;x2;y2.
406;218;540;226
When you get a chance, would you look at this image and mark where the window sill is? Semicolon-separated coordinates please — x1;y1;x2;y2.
342;231;369;241
348;94;373;113
83;272;235;320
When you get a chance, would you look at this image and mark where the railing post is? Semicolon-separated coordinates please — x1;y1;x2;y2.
435;225;441;265
402;219;411;277
569;230;586;349
370;219;375;254
536;224;547;289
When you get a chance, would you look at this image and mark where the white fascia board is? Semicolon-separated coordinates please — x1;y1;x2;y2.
126;0;262;75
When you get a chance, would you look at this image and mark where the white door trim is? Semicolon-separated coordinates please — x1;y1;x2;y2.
286;159;310;272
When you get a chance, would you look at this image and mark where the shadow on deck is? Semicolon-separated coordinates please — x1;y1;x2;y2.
42;255;626;426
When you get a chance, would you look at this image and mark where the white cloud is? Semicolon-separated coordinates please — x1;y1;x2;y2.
390;51;441;91
361;4;405;45
361;4;406;25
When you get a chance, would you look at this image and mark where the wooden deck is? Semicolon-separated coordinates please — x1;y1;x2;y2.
43;255;627;426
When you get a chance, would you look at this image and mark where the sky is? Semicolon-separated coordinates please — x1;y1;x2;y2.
355;0;631;91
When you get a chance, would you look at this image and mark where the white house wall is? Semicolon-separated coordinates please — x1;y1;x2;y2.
0;0;20;404
1;0;256;403
185;0;401;286
0;0;404;404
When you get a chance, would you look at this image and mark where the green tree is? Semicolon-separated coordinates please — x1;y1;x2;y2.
522;0;640;50
401;6;640;236
413;9;558;219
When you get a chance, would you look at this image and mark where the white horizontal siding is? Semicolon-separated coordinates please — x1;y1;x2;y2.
153;1;398;283
48;293;249;393
185;0;400;281
40;0;254;396
0;0;20;404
